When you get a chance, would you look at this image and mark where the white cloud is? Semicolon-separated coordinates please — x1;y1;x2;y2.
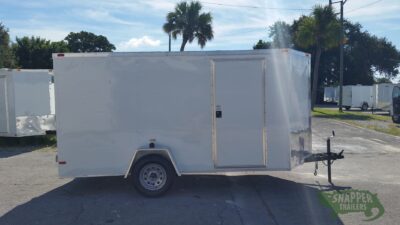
345;2;400;21
3;0;400;50
140;0;176;12
118;36;161;51
84;9;140;25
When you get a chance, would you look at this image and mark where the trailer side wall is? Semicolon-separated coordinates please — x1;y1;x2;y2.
54;50;311;177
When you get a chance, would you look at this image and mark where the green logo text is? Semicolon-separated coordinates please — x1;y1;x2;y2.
318;189;384;221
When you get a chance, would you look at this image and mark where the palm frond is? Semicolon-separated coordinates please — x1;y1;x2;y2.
162;1;213;50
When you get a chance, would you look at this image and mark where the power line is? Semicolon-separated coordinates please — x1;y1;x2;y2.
345;0;384;14
200;1;312;11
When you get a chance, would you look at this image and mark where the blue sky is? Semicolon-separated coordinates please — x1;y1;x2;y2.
0;0;399;52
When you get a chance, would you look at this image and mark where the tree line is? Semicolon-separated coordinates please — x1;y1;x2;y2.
1;1;399;107
163;2;399;107
0;0;214;69
0;25;115;69
253;5;400;106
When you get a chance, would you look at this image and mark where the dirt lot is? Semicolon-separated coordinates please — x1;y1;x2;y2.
0;118;399;225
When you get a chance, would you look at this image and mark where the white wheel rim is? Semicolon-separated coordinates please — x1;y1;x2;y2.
139;163;167;191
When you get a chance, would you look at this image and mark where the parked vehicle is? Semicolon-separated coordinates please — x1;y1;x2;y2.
342;85;374;111
372;83;397;112
53;49;313;196
0;69;55;137
392;86;400;123
323;86;338;103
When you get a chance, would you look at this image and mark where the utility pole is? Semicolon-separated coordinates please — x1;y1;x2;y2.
329;0;346;112
168;33;171;52
339;1;345;112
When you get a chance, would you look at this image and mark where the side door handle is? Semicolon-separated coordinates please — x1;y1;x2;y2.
216;105;222;118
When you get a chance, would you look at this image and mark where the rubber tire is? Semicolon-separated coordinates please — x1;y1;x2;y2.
132;155;175;197
345;106;351;110
361;103;368;111
393;115;400;124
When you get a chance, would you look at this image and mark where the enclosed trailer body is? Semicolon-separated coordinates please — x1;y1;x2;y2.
0;69;55;137
53;49;311;181
342;85;374;110
372;83;396;111
323;86;338;103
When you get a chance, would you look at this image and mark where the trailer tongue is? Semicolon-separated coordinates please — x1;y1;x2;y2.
304;130;344;184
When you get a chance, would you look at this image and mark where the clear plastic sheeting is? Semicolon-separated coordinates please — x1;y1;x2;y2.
15;115;55;137
0;69;55;137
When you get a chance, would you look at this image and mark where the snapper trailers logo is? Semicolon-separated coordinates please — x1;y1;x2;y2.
318;189;385;221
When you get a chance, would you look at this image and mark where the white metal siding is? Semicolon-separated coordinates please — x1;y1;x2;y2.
53;50;311;177
342;86;352;107
351;86;373;108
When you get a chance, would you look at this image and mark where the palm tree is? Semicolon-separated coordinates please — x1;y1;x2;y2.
295;5;340;110
163;1;213;51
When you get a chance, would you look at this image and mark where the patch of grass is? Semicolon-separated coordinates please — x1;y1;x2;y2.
365;124;400;136
312;108;391;122
313;107;400;136
0;134;57;148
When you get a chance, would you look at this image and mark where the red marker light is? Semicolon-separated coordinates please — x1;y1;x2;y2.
58;161;66;165
57;53;65;57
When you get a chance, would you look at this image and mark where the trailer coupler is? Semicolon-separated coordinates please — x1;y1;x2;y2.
304;130;344;184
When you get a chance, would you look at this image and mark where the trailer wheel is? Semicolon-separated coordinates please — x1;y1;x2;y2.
361;103;368;111
345;106;351;110
132;155;175;197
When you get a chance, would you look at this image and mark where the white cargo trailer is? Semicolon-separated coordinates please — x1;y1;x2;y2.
0;69;55;137
372;83;397;111
342;85;374;110
324;86;338;103
53;49;312;196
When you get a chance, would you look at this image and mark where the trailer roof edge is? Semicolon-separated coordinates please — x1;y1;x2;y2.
52;48;310;58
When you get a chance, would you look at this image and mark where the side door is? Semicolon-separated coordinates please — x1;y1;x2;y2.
212;59;266;168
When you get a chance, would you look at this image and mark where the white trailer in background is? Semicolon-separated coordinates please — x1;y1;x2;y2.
342;85;374;111
53;49;312;196
324;86;338;103
372;83;397;112
0;69;55;137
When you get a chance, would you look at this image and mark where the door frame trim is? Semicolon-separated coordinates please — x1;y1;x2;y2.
210;58;267;168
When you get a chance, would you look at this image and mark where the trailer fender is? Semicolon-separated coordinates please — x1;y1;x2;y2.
124;148;180;178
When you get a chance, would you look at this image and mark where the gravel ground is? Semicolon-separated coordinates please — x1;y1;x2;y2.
0;118;399;225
